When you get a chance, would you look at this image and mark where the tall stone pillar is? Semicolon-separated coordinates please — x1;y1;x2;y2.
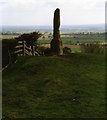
50;8;63;55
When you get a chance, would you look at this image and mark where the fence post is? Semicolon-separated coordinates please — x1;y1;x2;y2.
23;40;25;56
32;46;35;56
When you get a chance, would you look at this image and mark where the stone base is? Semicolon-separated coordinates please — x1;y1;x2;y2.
50;39;63;55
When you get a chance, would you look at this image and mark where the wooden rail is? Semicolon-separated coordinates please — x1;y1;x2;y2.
14;40;40;56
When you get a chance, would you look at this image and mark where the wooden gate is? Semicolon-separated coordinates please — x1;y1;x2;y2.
14;40;40;56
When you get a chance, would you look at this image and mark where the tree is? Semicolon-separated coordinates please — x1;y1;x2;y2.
17;31;42;47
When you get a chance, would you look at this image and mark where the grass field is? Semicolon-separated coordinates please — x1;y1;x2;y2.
37;38;105;45
37;34;105;53
38;34;105;45
0;35;19;40
2;53;106;118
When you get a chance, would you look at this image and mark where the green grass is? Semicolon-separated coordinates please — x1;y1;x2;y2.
3;54;106;118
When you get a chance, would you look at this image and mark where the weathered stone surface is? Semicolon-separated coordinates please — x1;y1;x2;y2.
50;8;63;55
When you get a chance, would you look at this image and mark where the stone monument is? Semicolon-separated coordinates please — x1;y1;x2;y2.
50;8;63;55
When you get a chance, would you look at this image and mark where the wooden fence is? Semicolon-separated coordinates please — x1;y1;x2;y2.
14;40;40;56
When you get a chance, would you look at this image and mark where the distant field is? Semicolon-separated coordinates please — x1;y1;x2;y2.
2;33;104;53
37;34;105;53
0;35;19;40
38;37;105;45
1;33;105;43
38;44;81;53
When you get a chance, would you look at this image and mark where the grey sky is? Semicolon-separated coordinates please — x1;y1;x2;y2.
0;0;105;26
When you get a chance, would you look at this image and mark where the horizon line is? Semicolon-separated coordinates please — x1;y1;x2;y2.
1;23;105;26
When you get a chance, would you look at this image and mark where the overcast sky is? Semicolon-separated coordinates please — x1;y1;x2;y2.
0;0;106;26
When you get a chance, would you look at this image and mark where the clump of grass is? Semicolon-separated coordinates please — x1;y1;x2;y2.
63;47;72;54
80;43;105;54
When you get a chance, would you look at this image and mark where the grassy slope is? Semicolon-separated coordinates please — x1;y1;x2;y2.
3;54;106;118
